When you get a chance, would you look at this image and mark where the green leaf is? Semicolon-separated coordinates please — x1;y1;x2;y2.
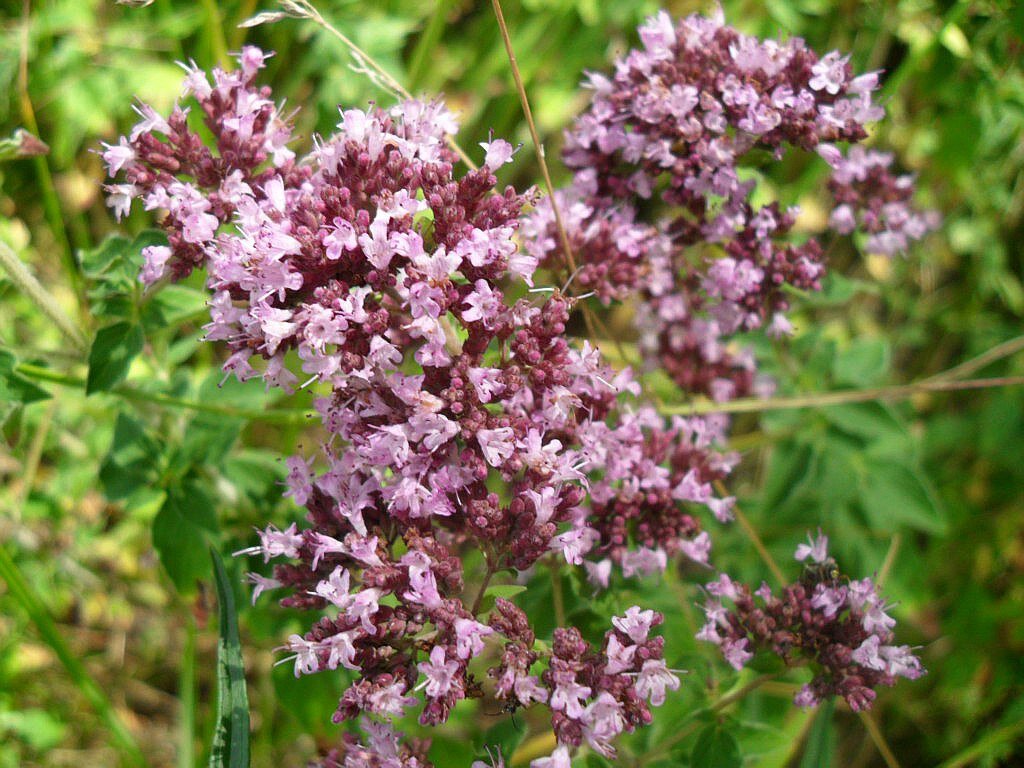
0;350;51;405
152;482;217;592
80;234;132;278
86;322;144;394
82;231;167;320
484;584;528;600
209;548;250;768
859;462;947;535
833;338;890;387
99;412;161;500
0;707;67;750
823;402;908;445
799;697;835;768
141;284;208;331
759;439;817;514
692;723;742;768
81;230;165;279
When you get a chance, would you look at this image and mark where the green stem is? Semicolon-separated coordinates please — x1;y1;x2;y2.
0;543;148;766
178;614;196;768
14;362;312;423
470;554;498;616
408;0;449;91
199;0;230;67
550;559;566;627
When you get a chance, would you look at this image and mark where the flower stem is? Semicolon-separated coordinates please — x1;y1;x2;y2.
14;362;313;423
470;555;498;616
716;480;787;587
858;710;903;768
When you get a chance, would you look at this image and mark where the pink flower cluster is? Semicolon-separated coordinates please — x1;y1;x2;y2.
821;145;941;256
102;47;717;765
526;10;937;401
102;8;933;760
697;532;924;712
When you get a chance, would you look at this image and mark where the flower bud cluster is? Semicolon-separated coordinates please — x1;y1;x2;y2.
105;47;694;764
821;145;941;256
697;533;924;712
526;10;936;400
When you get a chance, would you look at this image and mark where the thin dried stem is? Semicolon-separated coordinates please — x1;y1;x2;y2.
274;1;477;168
924;334;1024;383
716;478;787;587
659;375;1024;417
859;710;903;768
489;0;577;277
876;533;902;589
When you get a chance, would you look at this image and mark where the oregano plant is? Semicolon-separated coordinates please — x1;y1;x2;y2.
94;8;944;765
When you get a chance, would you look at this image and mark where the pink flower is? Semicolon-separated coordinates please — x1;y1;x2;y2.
453;618;494;660
530;746;572;768
480;138;516;168
795;530;829;563
477;427;516;467
417;646;461;698
612;606;657;644
635;659;681;706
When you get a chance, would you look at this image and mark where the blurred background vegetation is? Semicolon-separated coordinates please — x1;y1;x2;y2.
1;0;1022;766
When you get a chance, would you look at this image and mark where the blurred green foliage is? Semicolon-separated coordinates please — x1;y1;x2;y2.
1;1;1022;767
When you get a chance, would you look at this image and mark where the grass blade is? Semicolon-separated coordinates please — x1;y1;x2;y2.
799;697;836;768
0;542;147;766
208;548;250;768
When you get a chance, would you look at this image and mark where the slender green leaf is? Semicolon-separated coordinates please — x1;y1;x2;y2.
209;548;250;768
799;697;835;768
